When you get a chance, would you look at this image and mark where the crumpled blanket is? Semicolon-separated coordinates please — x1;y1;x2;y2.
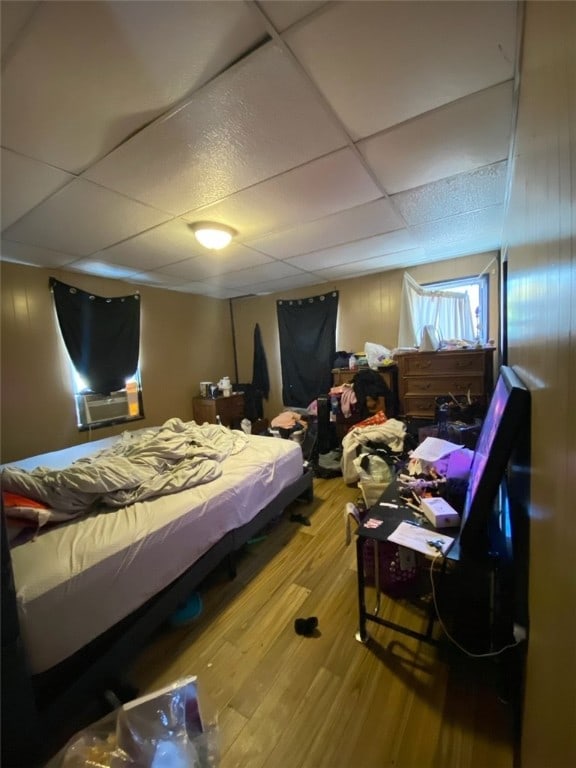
1;418;249;523
341;418;407;485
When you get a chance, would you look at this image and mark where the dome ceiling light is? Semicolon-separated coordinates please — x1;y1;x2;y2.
190;222;237;250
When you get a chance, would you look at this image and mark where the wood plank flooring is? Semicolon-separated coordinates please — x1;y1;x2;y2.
127;477;516;768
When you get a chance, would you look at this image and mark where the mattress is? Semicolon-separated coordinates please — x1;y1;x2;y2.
7;431;303;675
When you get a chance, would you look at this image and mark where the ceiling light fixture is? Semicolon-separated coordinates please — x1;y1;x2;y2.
190;222;237;250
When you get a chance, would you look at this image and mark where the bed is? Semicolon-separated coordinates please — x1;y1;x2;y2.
1;419;313;765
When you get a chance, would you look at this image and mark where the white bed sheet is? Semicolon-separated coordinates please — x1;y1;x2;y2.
8;432;303;675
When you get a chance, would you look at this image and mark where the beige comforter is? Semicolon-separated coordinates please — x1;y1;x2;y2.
1;418;248;519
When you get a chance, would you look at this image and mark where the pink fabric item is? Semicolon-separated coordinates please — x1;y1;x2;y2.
340;386;357;418
271;411;306;430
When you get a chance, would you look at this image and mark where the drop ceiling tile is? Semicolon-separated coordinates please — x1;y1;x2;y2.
84;42;347;214
410;205;504;259
95;219;205;271
1;0;267;172
169;282;248;299
286;0;517;139
146;258;224;283
2;179;171;256
126;271;189;289
203;260;306;289
0;238;76;268
240;272;328;295
359;82;514;194
391;162;508;225
316;247;426;279
259;1;328;32
185;246;274;277
100;222;272;275
246;197;405;258
1;148;75;230
183;148;381;241
286;229;416;271
65;259;143;281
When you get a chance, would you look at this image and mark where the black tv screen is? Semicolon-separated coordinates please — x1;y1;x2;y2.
459;365;530;555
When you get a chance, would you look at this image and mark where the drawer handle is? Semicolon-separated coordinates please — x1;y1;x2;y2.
414;361;432;369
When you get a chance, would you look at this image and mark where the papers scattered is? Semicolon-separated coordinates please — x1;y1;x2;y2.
387;521;454;556
364;518;384;529
410;436;463;462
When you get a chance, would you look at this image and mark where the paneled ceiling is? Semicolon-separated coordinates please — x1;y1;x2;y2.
0;0;519;298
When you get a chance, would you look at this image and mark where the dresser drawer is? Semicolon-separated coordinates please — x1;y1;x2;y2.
219;396;244;420
396;348;495;418
332;368;356;386
402;394;488;419
193;394;244;426
402;395;440;419
403;375;486;397
401;351;487;376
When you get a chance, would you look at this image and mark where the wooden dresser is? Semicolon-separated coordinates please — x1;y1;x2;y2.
192;393;244;428
396;349;495;419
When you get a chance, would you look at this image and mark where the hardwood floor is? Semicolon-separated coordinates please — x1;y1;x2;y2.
127;477;516;768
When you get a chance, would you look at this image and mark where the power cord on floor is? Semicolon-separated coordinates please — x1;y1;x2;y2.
429;552;525;658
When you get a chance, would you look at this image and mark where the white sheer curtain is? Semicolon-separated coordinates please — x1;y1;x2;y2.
398;273;475;348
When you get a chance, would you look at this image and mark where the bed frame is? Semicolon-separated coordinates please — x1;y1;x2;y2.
1;466;313;766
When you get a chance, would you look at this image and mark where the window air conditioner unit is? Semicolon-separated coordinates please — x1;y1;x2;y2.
82;392;130;425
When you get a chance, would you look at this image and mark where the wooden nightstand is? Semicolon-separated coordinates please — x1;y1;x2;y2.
192;393;245;428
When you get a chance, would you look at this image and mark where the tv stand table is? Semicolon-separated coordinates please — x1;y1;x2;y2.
355;481;460;645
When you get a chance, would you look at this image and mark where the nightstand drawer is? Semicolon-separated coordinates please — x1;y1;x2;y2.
219;396;244;420
193;394;244;427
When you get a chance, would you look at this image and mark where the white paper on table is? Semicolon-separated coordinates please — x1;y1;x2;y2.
410;436;463;462
387;521;454;556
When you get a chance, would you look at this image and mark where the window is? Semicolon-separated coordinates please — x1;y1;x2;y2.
398;273;488;348
50;278;145;430
424;275;489;344
73;372;143;431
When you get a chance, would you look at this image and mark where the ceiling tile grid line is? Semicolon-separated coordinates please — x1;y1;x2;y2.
4;13;511;238
1;0;273;173
0;0;520;298
248;0;411;230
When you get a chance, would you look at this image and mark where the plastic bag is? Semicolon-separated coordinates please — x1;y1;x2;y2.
353;453;393;484
48;676;219;767
364;342;392;369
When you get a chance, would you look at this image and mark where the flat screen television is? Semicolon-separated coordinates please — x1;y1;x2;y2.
458;365;530;556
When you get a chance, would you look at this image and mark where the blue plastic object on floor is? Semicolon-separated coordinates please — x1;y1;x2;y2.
169;592;203;627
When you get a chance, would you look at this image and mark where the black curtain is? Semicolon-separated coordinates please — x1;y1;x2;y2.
50;278;140;395
249;323;270;420
277;291;338;408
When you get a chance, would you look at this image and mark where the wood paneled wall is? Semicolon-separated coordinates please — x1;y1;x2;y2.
0;251;498;463
0;262;235;462
231;251;499;419
503;2;576;766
